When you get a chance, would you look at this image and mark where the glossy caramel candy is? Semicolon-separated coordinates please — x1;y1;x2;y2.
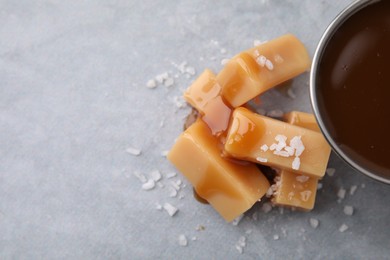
167;119;270;222
218;34;310;107
224;107;331;178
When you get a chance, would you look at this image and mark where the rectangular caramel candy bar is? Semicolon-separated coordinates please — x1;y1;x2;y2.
167;119;270;222
224;107;331;178
218;34;310;107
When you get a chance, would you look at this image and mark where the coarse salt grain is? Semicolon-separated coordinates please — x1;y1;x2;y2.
253;39;263;46
256;55;267;67
287;88;296;99
161;150;169;157
185;66;196;76
344;205;354;216
326;168;336;177
150;170;162;182
133;171;147;183
350;185;358;195
261;202;273;213
339;224;348;233
220;48;227;54
274;54;284;63
169;187;178;197
273;234;279;240
266;186;274;198
163;203;178;217
284;146;295;156
178;234;188;246
156;203;162;210
296;175;310;183
146;79;157;89
192;236;197;241
260;144;269;152
171;181;181;191
164;77;174;87
265;59;274;71
155;72;169;83
166;172;177;179
290;136;305;156
337;188;346;200
317;183;323;190
300;190;312;202
309;218;319;229
269;143;278;151
221;58;230;65
256;157;268;163
126;147;141;156
142;179;155;190
274;150;290;157
292;157;301;170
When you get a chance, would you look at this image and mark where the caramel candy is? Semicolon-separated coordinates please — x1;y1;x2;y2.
184;69;232;136
272;111;325;210
283;111;320;132
224;107;331;178
272;171;318;210
218;34;310;107
167;119;270;222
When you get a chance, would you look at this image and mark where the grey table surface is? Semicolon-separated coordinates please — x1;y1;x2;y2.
1;0;389;259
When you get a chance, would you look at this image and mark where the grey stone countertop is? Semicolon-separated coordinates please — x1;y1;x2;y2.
1;0;389;259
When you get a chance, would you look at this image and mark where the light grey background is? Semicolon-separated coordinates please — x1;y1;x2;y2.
1;0;389;259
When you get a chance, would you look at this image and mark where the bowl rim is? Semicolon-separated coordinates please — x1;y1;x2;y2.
310;0;390;185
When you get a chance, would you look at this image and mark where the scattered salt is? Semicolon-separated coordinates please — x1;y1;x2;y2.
146;79;157;89
284;146;295;156
185;66;196;76
350;185;358;195
166;172;177;179
292;157;301;170
344;205;354;216
163;203;178;217
156;182;164;188
274;54;284;64
133;171;147;183
261;202;273;213
126;147;141;156
191;236;197;241
339;224;348;233
296;175;310;183
266;186;274;197
300;190;312;202
326;168;336;177
142;179;155;190
178;234;188;246
235;236;246;254
150;170;162;182
161;150;169;157
176;180;182;186
274;150;290;157
232;214;244;226
290;136;305;156
337;188;346;200
265;59;274;71
155;72;169;83
273;234;279;240
221;58;230;65
269;143;278;151
260;144;269;152
256;55;267;67
156;203;162;210
287;88;296;99
220;48;227;54
253;39;263;46
164;77;174;87
169;187;178;197
256;157;268;163
309;218;319;229
317;182;323;190
171;181;181;191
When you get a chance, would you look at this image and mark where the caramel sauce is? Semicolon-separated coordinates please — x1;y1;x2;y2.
316;0;390;178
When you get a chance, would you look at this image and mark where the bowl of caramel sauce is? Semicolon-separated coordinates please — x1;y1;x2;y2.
311;0;390;184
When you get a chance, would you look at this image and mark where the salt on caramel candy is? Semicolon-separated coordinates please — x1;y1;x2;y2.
272;111;326;210
224;107;331;178
167;119;270;222
184;69;232;136
217;34;311;107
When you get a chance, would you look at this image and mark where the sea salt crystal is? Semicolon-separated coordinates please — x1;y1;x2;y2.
169;187;178;197
326;167;336;177
300;190;312;202
133;171;147;183
142;179;155;190
166;172;177;179
269;143;278;151
290;136;305;156
150;170;162;182
163;203;178;217
296;175;309;183
337;188;346;200
256;55;267;67
344;205;354;216
161;150;169;157
266;186;274;197
235;236;246;254
156;203;162;210
292;157;301;170
178;234;188;246
256;157;268;163
261;202;273;213
126;147;141;156
192;236;197;241
350;185;358;195
273;234;279;240
171;181;181;191
260;144;269;152
284;146;295;156
339;224;348;233
274;54;284;64
317;183;323;190
220;48;227;54
309;218;319;229
221;58;230;65
287;88;296;99
146;79;157;88
185;66;196;76
164;77;174;87
274;150;290;157
265;59;274;71
253;39;263;46
155;72;169;83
